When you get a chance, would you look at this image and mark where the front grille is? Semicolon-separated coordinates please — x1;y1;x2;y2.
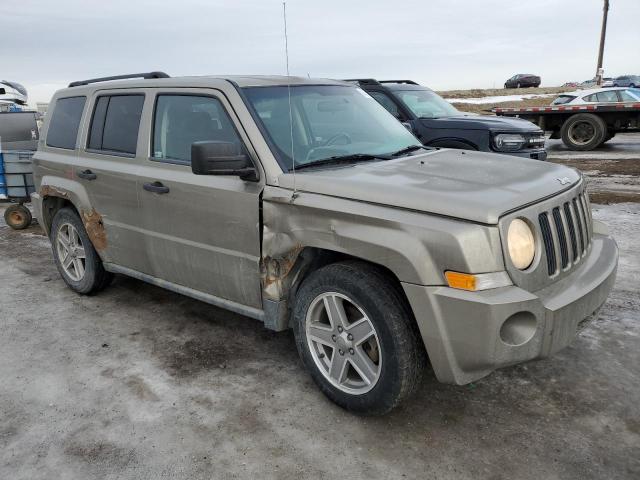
538;191;592;276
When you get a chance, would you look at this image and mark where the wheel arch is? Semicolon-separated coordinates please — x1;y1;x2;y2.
37;178;106;254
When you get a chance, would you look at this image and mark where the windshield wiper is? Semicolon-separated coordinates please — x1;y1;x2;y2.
388;145;426;157
290;154;385;171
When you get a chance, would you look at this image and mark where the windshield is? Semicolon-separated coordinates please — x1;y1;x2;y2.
242;85;420;170
395;89;460;118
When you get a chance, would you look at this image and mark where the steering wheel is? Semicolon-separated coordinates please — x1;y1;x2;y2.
304;133;353;162
323;132;352;147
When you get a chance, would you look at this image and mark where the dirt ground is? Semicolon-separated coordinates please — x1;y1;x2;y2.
547;133;640;204
1;147;639;479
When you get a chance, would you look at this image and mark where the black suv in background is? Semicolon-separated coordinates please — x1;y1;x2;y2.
348;79;546;160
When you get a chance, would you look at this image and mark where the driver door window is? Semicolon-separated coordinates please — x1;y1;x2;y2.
152;95;244;164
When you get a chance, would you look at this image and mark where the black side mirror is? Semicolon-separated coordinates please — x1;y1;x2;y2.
191;141;258;181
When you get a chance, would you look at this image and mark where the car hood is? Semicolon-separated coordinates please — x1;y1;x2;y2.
419;114;542;132
277;149;581;224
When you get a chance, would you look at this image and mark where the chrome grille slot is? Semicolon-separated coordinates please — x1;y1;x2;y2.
536;189;593;278
539;212;556;275
563;202;578;261
552;207;569;269
572;198;585;253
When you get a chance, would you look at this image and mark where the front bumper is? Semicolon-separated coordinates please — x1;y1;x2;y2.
402;230;618;385
500;148;547;161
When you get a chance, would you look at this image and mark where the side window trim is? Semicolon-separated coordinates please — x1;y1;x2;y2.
149;92;251;167
85;93;145;157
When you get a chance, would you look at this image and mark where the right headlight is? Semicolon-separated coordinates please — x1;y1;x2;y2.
493;133;526;152
507;218;535;270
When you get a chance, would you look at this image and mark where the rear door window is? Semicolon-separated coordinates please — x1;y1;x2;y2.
46;96;86;149
88;94;144;155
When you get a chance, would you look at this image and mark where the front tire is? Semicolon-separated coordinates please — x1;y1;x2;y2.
50;207;113;294
292;261;424;415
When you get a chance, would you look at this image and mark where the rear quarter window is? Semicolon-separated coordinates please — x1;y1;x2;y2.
46;96;86;149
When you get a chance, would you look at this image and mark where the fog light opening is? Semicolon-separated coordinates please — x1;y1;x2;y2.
500;312;537;347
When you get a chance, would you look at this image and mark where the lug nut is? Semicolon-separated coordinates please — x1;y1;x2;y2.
347;333;353;341
339;349;344;356
337;326;343;333
319;353;325;359
349;348;354;355
331;335;337;342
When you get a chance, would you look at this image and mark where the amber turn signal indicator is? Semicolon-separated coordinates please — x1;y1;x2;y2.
445;271;477;291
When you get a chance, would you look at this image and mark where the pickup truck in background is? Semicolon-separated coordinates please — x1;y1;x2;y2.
495;98;640;150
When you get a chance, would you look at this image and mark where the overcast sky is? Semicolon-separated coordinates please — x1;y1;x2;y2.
3;0;640;105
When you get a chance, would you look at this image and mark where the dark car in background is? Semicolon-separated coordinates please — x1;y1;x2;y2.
504;74;541;88
348;79;546;160
613;75;640;88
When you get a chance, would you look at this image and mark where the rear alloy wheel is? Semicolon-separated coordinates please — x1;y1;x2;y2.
561;113;607;151
293;261;424;415
51;207;113;294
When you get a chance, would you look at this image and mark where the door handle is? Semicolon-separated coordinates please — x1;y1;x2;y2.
143;181;170;194
77;169;97;180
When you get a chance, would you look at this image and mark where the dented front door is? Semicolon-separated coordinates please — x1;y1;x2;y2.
136;88;264;308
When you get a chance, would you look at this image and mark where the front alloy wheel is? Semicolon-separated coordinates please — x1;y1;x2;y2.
306;292;381;394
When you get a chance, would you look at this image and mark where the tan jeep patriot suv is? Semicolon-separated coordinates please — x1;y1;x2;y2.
32;72;618;414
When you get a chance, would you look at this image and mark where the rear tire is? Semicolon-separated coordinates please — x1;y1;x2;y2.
292;261;425;415
560;113;607;151
50;207;113;294
4;204;32;230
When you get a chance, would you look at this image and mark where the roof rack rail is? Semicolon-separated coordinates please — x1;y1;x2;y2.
342;78;381;85
68;71;170;88
379;80;418;85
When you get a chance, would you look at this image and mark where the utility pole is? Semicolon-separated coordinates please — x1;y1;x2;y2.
596;0;610;85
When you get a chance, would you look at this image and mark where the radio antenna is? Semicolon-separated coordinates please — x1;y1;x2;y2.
283;1;297;198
